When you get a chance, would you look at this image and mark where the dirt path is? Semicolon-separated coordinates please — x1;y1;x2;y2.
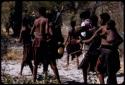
1;49;124;84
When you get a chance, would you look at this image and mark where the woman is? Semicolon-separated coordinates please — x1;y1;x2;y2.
18;9;33;75
78;14;101;84
65;20;82;67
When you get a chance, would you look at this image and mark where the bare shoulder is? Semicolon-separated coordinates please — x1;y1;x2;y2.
34;18;39;25
42;17;48;22
44;18;48;22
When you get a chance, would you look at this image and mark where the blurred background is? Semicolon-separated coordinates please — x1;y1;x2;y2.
1;1;124;84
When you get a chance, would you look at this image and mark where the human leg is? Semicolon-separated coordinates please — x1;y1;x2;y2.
50;60;61;83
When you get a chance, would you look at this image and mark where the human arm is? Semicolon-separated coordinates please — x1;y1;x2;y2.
30;24;35;35
18;26;25;43
81;27;102;43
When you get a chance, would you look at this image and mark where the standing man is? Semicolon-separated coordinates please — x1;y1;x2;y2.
41;7;64;84
18;9;33;75
65;15;82;67
30;7;48;82
31;7;62;83
78;10;101;84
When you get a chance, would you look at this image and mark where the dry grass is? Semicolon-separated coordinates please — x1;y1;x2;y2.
5;48;23;61
1;28;23;61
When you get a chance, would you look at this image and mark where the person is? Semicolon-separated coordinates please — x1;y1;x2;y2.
31;7;62;83
52;6;64;43
41;7;64;84
18;9;33;75
78;13;101;84
30;11;37;27
96;19;123;84
65;17;82;67
30;7;49;82
78;13;123;84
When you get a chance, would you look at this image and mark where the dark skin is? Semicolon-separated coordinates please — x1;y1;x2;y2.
31;12;48;82
18;11;34;75
77;26;99;84
65;12;82;67
76;25;107;84
31;12;61;83
77;22;122;84
68;15;98;84
65;28;80;68
18;26;33;76
77;25;109;84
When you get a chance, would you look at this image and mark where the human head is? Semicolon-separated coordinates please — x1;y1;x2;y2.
70;20;76;28
80;10;90;20
90;14;98;27
106;19;116;31
100;13;110;25
38;7;46;17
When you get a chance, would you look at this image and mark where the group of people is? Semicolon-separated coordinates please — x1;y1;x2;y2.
18;7;63;83
17;6;123;84
76;11;123;84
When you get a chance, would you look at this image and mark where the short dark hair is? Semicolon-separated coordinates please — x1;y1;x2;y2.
38;7;46;16
80;10;90;19
90;14;98;27
70;20;76;27
107;20;116;31
100;13;110;23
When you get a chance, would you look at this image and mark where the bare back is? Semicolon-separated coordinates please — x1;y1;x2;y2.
32;16;48;47
34;17;48;39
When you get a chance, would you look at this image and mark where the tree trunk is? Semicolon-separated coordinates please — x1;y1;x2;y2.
14;1;22;37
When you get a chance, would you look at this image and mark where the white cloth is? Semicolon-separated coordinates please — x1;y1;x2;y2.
81;32;86;37
81;19;92;27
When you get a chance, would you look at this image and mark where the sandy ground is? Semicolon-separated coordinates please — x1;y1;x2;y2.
1;46;124;84
1;27;124;84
